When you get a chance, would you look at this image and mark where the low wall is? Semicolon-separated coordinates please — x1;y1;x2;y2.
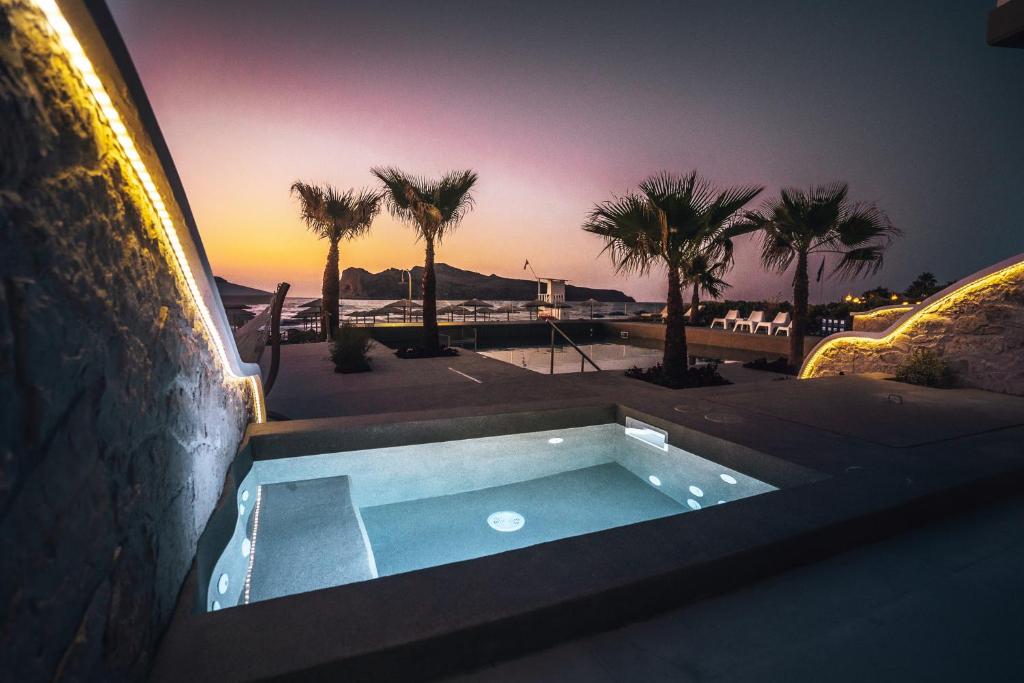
1;2;257;680
602;322;819;362
801;254;1024;395
368;320;817;363
369;319;605;348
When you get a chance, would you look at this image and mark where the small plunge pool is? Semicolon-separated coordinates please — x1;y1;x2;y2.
206;422;775;610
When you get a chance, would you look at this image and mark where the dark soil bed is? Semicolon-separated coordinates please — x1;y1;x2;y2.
742;357;798;375
395;346;459;359
625;363;732;389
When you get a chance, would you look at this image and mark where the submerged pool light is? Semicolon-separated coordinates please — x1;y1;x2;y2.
648;475;662;487
548;437;564;444
488;511;525;532
720;474;738;485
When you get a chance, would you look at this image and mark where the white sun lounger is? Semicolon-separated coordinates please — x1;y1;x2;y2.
710;309;739;330
755;311;791;335
733;310;765;333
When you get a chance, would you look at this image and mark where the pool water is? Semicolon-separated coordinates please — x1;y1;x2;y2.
207;423;775;610
478;342;663;373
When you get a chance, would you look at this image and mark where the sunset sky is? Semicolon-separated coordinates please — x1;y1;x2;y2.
108;0;1023;301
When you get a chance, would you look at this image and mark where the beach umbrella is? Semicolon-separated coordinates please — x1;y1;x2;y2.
520;298;547;320
579;298;601;318
437;304;470;322
384;298;421;322
345;310;372;324
490;304;519;321
458;298;494;322
369;307;395;322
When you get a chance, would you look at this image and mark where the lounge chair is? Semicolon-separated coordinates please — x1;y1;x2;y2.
755;312;791;335
733;310;765;333
773;317;792;336
710;309;739;330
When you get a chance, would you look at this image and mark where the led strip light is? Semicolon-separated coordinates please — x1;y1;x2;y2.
32;0;264;422
242;485;263;605
800;259;1024;378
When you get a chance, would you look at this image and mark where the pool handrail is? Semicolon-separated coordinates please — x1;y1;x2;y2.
547;320;602;373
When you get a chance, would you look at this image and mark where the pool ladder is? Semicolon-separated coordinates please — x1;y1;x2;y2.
547;321;601;374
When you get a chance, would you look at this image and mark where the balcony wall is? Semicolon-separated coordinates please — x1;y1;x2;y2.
0;1;256;680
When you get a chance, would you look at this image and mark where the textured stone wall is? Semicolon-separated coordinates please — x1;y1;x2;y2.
803;260;1024;395
851;306;914;332
0;2;251;681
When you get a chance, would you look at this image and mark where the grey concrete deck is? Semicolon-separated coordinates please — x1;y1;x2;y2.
449;494;1024;683
155;340;1024;682
265;341;790;420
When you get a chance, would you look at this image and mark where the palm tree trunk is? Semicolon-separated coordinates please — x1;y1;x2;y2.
789;250;809;368
690;282;700;325
421;238;439;351
323;239;340;340
663;263;687;378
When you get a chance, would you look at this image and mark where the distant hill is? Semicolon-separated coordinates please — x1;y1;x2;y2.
215;276;273;305
340;263;634;302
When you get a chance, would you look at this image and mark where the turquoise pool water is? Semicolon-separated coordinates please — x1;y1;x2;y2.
207;423;775;610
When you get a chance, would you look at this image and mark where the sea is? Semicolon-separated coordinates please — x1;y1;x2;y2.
248;298;667;328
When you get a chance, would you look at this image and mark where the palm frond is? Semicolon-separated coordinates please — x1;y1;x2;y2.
831;246;888;278
749;182;898;282
291;180;382;242
372;166;477;242
582;194;660;276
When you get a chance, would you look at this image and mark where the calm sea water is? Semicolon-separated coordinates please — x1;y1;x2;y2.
250;298;666;327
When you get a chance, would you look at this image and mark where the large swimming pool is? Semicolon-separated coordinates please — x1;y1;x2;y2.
206;421;775;610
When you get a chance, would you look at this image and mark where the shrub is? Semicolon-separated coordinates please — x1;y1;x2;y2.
742;357;798;375
625;362;732;389
330;326;372;373
282;328;321;345
894;348;954;388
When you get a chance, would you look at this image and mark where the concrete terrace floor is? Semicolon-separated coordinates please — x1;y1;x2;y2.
264;341;790;420
448;494;1024;683
253;339;1024;681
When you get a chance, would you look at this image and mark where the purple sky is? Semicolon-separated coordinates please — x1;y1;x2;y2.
108;0;1024;301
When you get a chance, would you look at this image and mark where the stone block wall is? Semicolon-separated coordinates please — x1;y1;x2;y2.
802;258;1024;395
0;2;252;680
850;305;914;332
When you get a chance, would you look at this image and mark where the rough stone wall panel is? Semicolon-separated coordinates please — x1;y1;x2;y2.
0;2;250;681
804;262;1024;395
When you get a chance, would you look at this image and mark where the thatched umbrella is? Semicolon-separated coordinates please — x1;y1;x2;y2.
458;298;494;322
520;298;547;320
579;298;601;319
223;303;255;329
490;304;519;321
437;304;470;322
384;299;422;322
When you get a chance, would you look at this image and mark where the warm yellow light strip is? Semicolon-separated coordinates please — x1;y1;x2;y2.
800;260;1024;379
32;0;264;422
850;305;914;321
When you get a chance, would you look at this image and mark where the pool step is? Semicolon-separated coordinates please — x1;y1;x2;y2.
248;475;378;603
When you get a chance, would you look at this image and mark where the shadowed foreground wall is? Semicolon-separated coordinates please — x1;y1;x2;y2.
801;256;1024;395
0;1;251;680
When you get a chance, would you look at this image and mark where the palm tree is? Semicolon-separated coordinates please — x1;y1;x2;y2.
738;183;899;367
681;253;730;325
584;172;761;380
371;167;478;352
290;182;382;340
